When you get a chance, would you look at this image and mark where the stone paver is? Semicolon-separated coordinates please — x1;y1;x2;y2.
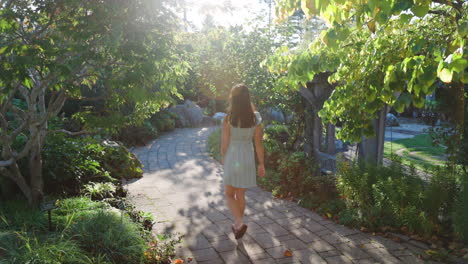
126;127;437;263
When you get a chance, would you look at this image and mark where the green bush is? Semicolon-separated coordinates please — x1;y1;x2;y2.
113;121;158;147
452;169;468;242
0;200;47;231
70;210;146;263
422;166;459;225
275;151;316;197
207;128;222;160
82;182;117;200
43;134;142;196
264;124;290;144
150;110;178;132
100;142;143;180
336;162;465;241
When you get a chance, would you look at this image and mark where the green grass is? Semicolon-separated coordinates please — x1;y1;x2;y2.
0;197;146;264
207;128;222;161
384;134;447;170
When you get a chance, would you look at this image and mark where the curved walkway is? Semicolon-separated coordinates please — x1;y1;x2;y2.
127;127;433;264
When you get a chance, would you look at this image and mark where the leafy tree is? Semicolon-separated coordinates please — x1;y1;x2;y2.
178;14;317;116
271;0;467;163
0;0;186;206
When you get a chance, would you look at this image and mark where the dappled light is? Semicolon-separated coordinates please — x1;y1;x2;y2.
1;0;466;263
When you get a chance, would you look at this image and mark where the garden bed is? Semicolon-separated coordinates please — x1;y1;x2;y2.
208;128;468;262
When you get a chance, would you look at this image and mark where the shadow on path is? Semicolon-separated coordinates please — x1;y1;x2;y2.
127;127;437;264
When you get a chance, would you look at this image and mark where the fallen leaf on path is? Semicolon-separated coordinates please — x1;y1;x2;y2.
284;249;293;257
174;259;184;264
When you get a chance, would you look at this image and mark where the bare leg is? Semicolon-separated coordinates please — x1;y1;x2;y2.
225;185;243;229
235;188;246;228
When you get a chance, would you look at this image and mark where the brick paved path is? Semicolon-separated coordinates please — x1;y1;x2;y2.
126;127;435;264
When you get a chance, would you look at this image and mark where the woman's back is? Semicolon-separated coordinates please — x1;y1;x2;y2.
229;112;262;142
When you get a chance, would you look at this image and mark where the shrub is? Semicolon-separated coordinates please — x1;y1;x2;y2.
0;197;180;263
82;182;117;200
451;169;468;242
336;161;464;240
70;210;146;263
0;200;47;231
422;166;459;225
207;128;222;160
43;135;112;195
113;121;158;146
263;126;289;169
43;134;142;196
100;142;143;180
53;197;108;229
150;110;178;132
264;124;289;144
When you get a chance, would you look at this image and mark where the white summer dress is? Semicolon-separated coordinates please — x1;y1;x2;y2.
223;112;262;188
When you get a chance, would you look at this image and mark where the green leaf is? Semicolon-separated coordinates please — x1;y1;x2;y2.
438;68;453;83
399;14;413;24
412;94;425;108
394;92;412;113
23;78;33;89
458;21;468;38
449;58;468;73
411;5;429;17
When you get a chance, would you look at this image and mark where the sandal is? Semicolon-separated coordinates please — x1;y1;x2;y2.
234;224;248;239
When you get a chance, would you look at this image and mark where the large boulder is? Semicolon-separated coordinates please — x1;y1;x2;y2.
168;100;204;127
200;115;216;126
386;113;400;127
184;100;203;125
263;107;285;123
212;112;227;124
169;105;190;127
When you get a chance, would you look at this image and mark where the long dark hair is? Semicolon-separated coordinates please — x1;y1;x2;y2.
226;84;256;128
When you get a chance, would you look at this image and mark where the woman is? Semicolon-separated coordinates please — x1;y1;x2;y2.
220;84;265;239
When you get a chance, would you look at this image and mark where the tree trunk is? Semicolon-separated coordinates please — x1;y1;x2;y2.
313;113;322;152
358;107;387;165
304;99;314;157
326;123;336;154
1;163;34;204
29;141;44;206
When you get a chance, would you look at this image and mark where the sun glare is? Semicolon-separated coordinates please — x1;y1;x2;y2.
184;0;273;29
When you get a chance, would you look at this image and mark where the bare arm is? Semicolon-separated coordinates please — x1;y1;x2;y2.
220;117;230;163
254;124;265;177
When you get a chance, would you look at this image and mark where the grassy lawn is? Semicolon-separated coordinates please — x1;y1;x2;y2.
384;134;447;170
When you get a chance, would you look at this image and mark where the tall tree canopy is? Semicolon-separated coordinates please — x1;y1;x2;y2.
0;0;187;205
271;0;467;143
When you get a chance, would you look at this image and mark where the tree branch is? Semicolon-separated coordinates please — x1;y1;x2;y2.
47;129;91;136
299;86;318;107
428;9;451;16
0;159;13;167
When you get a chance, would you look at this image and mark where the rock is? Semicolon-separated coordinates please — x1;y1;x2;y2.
264;107;285;123
183;100;203;125
102;140;121;147
212;112;227;121
168;100;204;127
335;140;343;150
285;113;295;124
385;113;400;127
169;105;190;127
200;115;216;126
